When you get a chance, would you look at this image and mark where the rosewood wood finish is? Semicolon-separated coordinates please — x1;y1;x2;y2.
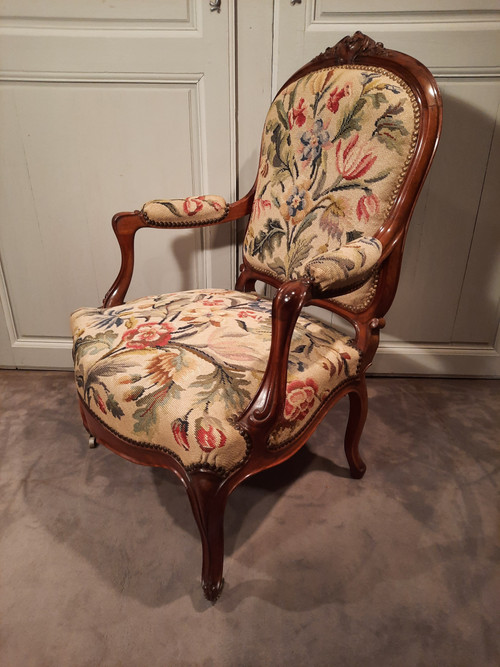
78;32;442;602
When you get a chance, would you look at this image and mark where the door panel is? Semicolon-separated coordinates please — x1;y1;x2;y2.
274;0;500;375
0;0;195;27
0;1;236;368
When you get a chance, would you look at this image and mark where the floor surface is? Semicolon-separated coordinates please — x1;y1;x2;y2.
0;371;499;666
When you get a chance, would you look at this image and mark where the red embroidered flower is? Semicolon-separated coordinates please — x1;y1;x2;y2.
172;418;190;451
335;134;377;180
200;298;228;307
327;85;349;114
96;393;107;414
253;199;271;218
356;193;380;222
288;97;307;129
195;417;227;452
284;378;319;422
209;198;223;211
122;322;174;349
183;196;204;216
237;309;264;321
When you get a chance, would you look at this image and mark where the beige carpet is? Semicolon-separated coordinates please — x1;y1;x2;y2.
1;370;499;666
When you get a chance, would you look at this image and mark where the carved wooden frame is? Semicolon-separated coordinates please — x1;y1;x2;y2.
77;32;442;602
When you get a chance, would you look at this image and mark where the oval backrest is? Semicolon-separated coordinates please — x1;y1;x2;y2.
243;63;420;285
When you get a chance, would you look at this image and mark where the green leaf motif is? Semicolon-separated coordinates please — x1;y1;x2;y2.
288;234;316;278
270;124;284;168
106;393;124;419
335;97;366;141
192;367;251;410
373;101;409;153
368;91;388;109
268;257;287;278
74;330;118;365
346;230;363;243
251;218;286;261
275;99;289;130
132;384;171;434
160;201;180;216
364;168;391;184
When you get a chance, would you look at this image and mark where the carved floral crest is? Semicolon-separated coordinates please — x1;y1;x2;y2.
312;31;388;66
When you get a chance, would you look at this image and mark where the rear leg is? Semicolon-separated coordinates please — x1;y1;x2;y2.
344;380;368;479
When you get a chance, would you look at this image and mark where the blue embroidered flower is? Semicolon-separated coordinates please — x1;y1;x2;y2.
300;119;330;162
286;186;308;218
92;310;127;329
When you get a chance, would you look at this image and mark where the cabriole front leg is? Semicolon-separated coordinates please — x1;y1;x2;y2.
186;472;227;602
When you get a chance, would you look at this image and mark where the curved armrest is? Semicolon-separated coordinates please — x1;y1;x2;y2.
142;195;229;227
237;278;314;452
102;186;256;308
304;236;382;294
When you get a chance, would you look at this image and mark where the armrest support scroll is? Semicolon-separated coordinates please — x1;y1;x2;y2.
237;278;314;452
102;211;145;308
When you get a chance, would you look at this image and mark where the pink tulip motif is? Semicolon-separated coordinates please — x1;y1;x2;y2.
183;196;204;216
356;193;380;222
253;199;272;218
335;134;377;180
195;417;227;452
172;417;190;451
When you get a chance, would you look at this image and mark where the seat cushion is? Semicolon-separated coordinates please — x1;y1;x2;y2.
71;289;360;475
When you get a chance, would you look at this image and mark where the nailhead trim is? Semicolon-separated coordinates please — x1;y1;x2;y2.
142;202;230;228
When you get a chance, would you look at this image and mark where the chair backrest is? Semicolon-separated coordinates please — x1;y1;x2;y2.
241;33;441;313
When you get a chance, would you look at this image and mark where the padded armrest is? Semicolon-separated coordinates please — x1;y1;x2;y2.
142;195;229;227
305;236;382;293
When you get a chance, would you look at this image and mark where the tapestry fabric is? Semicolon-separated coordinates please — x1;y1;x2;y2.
71;289;360;475
142;195;228;227
305;236;382;292
331;271;379;313
243;64;419;304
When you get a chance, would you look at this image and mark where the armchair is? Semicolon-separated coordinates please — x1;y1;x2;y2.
71;32;442;602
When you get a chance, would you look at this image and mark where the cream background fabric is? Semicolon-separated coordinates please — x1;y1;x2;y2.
72;289;360;473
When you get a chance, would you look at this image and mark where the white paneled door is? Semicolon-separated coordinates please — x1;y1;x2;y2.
274;1;500;376
0;0;236;368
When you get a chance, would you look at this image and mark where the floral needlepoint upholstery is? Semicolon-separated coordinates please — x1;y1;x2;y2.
71;289;360;474
142;195;228;227
305;236;382;292
244;65;419;302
